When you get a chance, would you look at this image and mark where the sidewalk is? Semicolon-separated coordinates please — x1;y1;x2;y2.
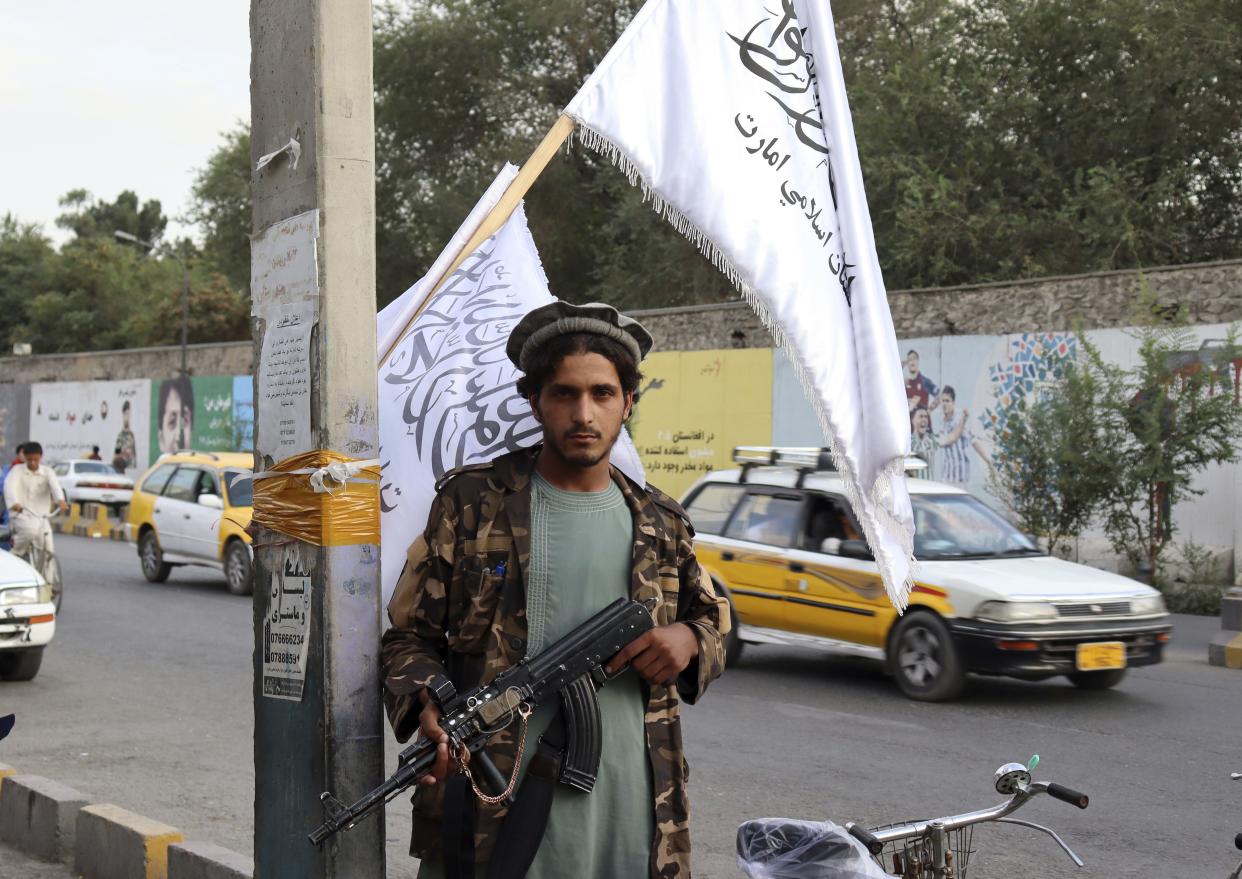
0;841;77;878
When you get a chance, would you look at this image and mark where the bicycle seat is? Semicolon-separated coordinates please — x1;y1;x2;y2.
737;818;889;879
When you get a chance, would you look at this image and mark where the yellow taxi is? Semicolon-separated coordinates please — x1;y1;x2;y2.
126;451;254;595
684;447;1171;701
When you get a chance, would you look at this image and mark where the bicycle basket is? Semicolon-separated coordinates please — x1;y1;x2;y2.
870;821;976;879
737;818;891;879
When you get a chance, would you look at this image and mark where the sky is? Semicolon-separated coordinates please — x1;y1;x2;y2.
0;1;251;244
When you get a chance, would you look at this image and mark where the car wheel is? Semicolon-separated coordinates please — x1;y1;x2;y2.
139;531;171;583
0;648;43;682
889;612;966;702
224;540;253;596
1067;669;1127;690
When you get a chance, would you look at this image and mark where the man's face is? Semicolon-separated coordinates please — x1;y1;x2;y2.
942;394;956;417
905;352;920;379
25;452;41;471
122;407;130;429
913;409;929;435
531;352;632;469
160;390;192;452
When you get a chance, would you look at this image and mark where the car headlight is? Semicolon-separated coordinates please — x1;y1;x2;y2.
0;586;41;606
1131;594;1167;615
974;600;1059;623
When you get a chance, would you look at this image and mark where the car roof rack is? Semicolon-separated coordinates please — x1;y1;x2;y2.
733;446;928;488
158;449;222;462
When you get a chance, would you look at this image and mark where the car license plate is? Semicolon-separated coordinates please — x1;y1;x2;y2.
1076;641;1126;671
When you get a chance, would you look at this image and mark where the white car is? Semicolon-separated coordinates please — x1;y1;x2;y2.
52;459;134;513
0;548;56;681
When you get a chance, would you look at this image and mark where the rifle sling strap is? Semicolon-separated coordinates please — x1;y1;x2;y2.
484;707;568;879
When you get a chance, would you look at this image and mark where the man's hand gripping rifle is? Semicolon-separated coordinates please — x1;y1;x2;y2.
309;597;655;846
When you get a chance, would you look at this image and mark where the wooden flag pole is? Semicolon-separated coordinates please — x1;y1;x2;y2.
378;113;576;365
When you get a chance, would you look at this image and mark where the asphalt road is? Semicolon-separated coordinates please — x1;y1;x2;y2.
1;534;1240;878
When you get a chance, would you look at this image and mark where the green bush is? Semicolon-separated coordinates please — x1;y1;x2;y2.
1159;582;1228;616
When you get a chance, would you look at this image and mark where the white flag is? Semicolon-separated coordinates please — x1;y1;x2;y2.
566;0;915;607
377;172;645;603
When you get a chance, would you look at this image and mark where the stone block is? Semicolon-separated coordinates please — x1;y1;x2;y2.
75;803;183;879
0;773;90;862
168;841;254;879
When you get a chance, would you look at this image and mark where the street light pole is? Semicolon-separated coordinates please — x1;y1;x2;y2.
113;229;190;376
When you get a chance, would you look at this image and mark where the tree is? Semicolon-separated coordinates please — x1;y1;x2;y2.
0;215;56;349
844;0;1242;289
988;362;1114;556
55;189;168;244
1084;325;1242;575
185;123;253;294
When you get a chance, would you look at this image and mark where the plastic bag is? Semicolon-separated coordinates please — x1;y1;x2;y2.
737;818;893;879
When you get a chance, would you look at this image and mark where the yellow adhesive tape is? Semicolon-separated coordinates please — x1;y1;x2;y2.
252;450;379;547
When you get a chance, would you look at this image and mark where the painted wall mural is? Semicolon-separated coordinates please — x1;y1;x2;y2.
627;348;773;499
29;381;152;475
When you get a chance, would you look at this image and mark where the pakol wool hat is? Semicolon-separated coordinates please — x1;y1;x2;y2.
506;301;654;372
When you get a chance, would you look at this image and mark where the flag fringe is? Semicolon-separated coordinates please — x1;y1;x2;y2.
571;121;916;611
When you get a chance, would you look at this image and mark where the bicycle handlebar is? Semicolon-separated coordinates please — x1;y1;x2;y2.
845;822;883;856
1046;783;1089;809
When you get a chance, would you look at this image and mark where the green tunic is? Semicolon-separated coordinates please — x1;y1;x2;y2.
418;473;654;878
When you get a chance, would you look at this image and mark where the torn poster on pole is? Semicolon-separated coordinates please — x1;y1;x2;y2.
261;552;312;701
376;166;644;604
251;209;320;461
565;0;915;608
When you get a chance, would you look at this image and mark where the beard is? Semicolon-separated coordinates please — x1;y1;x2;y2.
542;422;622;469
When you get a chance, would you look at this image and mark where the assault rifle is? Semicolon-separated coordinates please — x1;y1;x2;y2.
309;596;654;846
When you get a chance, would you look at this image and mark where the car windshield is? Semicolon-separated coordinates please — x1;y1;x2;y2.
74;462;112;474
221;470;253;507
911;493;1041;560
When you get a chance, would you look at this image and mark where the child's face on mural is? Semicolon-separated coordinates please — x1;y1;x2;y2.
905;352;919;378
942;394;956;417
913;408;929;435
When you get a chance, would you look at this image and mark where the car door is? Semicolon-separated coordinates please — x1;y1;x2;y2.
781;492;888;647
180;469;225;562
715;489;807;631
154;466;203;557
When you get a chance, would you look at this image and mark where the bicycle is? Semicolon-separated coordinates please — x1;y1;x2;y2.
737;756;1089;878
10;509;64;613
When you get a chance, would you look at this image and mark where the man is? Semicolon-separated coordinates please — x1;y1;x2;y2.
156;376;194;454
938;386;989;484
904;349;941;414
87;445;102;461
382;301;728;879
115;400;137;469
111;446;127;475
3;441;69;566
909;404;939;481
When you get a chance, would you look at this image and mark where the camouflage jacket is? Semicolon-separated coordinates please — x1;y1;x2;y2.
381;444;729;878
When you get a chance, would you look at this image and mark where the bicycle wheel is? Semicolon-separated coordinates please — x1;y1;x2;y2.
45;554;63;614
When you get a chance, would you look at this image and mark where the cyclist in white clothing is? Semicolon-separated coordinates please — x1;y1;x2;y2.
3;441;69;560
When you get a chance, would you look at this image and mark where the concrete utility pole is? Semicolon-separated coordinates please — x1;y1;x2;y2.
250;3;384;877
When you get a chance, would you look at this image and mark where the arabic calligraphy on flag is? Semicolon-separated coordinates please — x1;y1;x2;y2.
376;195;644;603
565;0;916;607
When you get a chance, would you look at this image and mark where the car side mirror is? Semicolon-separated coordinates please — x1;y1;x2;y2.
820;537;842;555
198;493;224;510
839;539;873;561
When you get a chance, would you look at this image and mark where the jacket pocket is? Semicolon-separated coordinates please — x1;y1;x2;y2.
448;554;505;653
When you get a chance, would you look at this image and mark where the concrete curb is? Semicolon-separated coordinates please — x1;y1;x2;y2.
1208;588;1242;668
0;773;90;862
75;803;184;879
51;503;131;542
0;763;253;878
168;841;254;879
